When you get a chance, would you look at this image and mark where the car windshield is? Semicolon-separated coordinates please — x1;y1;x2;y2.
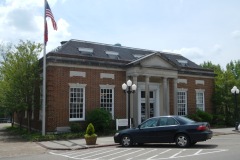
177;116;195;124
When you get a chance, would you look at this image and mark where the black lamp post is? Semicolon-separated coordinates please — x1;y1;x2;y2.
122;80;137;128
231;86;239;130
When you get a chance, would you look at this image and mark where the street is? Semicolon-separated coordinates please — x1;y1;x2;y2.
48;134;239;160
1;133;240;160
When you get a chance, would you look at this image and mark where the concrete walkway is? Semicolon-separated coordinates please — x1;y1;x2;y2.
1;123;239;150
37;128;240;150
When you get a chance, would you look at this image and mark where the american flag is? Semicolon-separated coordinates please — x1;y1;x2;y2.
45;0;57;44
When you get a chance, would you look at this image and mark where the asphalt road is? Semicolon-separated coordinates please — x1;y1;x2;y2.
0;123;47;159
1;123;240;160
48;135;240;160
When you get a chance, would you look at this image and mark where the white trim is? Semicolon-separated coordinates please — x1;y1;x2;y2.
99;85;115;118
78;47;93;53
105;51;119;56
69;83;87;88
99;84;115;89
137;82;160;124
196;89;205;111
70;71;86;77
177;89;188;115
177;79;187;84
69;84;86;121
177;59;188;64
100;73;115;79
195;80;205;85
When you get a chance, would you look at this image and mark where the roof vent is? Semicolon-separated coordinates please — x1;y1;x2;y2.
133;54;144;59
78;47;94;56
61;41;67;45
177;59;188;66
114;43;121;46
105;51;119;59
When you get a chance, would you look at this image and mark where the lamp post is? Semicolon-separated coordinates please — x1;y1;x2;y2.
231;86;239;130
122;80;137;128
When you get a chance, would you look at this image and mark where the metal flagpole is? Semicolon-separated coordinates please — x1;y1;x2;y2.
42;0;46;136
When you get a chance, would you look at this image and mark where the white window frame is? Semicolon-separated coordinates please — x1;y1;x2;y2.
69;83;87;121
196;89;205;111
177;89;188;116
100;85;115;119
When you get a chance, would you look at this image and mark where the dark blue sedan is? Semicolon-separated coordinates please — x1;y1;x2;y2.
114;116;212;148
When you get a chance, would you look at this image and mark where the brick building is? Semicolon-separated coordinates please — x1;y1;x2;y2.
29;39;215;132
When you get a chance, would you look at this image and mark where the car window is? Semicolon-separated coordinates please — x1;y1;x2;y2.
159;117;178;126
166;117;178;125
159;117;168;126
140;118;158;129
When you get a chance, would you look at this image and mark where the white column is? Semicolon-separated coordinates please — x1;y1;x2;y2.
173;78;178;115
163;77;168;115
145;76;150;120
133;76;138;127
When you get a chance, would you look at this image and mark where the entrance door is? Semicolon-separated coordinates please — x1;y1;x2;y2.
141;91;156;122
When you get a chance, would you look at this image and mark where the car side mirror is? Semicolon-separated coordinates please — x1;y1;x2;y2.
138;125;141;129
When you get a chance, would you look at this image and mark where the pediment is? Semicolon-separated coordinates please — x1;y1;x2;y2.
140;54;176;69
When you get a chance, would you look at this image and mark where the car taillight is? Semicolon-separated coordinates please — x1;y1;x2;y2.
197;125;207;131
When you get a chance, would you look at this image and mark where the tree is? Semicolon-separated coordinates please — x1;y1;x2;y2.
201;61;240;126
0;40;42;131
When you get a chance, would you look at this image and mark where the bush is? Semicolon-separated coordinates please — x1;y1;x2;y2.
196;109;213;122
70;122;82;133
86;108;112;133
187;109;213;123
84;123;97;138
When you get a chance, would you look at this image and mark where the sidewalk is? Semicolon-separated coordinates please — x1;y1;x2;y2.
37;128;240;150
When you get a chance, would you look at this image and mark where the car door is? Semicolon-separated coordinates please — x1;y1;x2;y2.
134;118;159;143
156;117;179;143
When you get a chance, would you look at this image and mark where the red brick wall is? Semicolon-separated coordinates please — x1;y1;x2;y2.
169;76;214;115
45;65;126;131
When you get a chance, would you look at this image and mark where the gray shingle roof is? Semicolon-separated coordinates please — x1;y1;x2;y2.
52;39;203;69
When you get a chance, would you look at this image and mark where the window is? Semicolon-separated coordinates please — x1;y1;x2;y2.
78;47;93;56
177;90;187;115
177;59;188;66
196;90;205;111
140;118;159;129
105;51;119;59
133;54;144;59
69;84;86;121
100;85;115;118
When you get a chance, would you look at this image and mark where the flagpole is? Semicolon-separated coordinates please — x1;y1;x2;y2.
42;0;46;136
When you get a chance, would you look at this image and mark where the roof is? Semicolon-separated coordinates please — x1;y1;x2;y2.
49;39;214;76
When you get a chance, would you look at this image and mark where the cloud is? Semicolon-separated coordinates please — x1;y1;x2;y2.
231;30;240;39
163;47;206;65
211;44;222;54
0;0;71;58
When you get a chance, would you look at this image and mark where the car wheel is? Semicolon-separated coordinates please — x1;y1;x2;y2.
121;135;132;147
175;134;190;148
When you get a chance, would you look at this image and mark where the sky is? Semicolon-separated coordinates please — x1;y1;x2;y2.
0;0;240;69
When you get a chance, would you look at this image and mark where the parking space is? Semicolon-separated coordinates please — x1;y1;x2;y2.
49;147;228;160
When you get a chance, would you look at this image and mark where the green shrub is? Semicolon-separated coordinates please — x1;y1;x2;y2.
196;109;213;122
70;122;82;133
187;110;213;123
84;123;97;138
86;108;112;133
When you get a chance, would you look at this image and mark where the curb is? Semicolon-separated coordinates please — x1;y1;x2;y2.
37;131;240;150
36;141;118;150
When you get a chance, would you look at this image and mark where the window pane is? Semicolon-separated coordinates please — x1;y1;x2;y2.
100;88;113;117
69;87;84;119
177;91;187;116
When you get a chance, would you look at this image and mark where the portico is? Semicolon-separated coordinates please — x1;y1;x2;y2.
125;52;179;126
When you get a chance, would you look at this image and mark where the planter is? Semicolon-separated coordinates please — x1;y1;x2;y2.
85;136;97;145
